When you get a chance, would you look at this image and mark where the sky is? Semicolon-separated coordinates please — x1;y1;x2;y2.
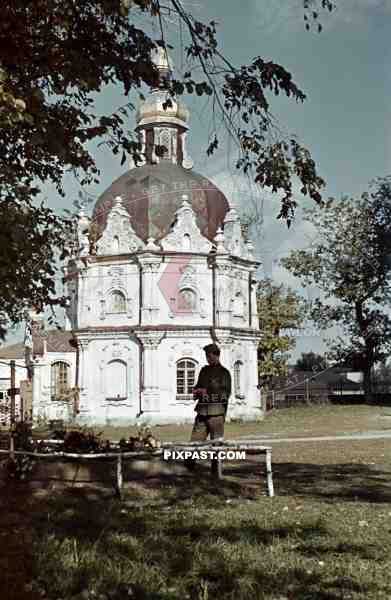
6;0;391;358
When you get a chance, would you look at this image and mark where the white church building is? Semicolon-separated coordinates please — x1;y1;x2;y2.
0;50;263;426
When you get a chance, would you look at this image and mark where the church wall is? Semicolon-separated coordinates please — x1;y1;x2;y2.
78;261;140;329
215;261;253;329
149;333;208;423
137;332;263;425
78;336;140;425
226;338;262;421
153;256;213;326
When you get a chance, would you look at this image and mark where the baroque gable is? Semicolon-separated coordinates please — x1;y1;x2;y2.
97;196;145;255
160;195;212;253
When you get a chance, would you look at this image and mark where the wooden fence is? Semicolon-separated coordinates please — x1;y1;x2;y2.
0;438;274;498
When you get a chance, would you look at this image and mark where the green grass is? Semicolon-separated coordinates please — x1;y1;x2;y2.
29;404;391;443
3;406;391;599
22;437;391;599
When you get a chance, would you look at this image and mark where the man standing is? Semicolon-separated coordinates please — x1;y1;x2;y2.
185;343;231;471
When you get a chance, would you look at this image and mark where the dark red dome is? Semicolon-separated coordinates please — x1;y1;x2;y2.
92;163;229;242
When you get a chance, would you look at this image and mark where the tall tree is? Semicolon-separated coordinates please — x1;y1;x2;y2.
0;0;333;337
257;279;306;384
281;177;391;401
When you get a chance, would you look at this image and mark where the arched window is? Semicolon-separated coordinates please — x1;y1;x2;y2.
183;233;191;250
177;288;196;312
159;128;171;159
110;290;126;313
106;360;127;400
234;360;243;397
112;235;120;253
51;361;70;400
176;359;197;397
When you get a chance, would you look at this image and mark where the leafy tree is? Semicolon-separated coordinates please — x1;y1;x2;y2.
257;279;306;384
295;351;328;370
281;177;391;401
0;0;333;337
372;362;391;394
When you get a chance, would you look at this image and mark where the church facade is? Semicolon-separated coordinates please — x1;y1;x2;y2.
0;50;263;426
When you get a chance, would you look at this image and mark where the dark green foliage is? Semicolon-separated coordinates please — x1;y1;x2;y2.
282;177;391;399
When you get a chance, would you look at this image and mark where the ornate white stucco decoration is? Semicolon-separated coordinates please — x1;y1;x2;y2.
96;196;145;255
223;204;249;259
246;239;255;261
179;264;196;287
160;194;212;252
77;207;90;257
181;131;193;169
108;266;125;288
214;226;227;254
146;237;160;251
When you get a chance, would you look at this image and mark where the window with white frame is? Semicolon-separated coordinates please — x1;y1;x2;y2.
51;361;70;400
176;359;197;397
177;288;196;312
234;360;244;397
110;290;127;313
106;360;127;400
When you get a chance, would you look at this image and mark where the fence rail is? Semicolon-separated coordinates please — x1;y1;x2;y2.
0;439;274;498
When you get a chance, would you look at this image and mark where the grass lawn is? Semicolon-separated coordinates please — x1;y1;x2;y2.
2;406;391;599
28;403;391;442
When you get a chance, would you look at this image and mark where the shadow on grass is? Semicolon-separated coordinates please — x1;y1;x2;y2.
31;488;381;600
220;460;391;503
4;457;391;599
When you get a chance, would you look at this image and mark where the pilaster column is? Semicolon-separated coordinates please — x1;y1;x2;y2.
248;338;262;414
215;258;232;327
250;269;259;329
76;262;89;328
140;254;161;324
77;339;90;419
214;332;233;371
136;332;163;412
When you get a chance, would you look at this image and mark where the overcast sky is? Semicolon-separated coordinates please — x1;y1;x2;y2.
7;1;391;358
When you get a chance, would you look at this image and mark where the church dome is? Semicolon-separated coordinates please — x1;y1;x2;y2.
92;162;229;243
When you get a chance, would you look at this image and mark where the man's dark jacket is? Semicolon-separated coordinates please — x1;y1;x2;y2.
194;363;231;416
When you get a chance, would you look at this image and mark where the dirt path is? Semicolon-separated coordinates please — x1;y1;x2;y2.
241;429;391;444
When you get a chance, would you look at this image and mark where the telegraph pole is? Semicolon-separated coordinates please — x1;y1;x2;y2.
10;359;16;460
10;359;16;425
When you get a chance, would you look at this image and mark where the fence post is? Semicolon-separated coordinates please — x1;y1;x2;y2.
266;449;274;497
115;453;123;498
9;433;15;461
10;360;16;425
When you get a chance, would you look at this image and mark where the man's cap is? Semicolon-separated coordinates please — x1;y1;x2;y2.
203;343;220;355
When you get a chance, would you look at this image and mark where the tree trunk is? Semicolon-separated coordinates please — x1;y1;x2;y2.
363;367;373;404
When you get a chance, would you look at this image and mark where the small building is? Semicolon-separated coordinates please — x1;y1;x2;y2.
263;368;364;409
0;329;77;425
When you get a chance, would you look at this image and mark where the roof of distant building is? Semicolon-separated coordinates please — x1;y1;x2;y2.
0;329;76;360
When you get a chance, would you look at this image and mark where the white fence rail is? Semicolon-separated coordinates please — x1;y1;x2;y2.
0;440;274;498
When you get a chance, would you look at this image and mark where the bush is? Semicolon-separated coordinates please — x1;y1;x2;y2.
62;427;105;454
